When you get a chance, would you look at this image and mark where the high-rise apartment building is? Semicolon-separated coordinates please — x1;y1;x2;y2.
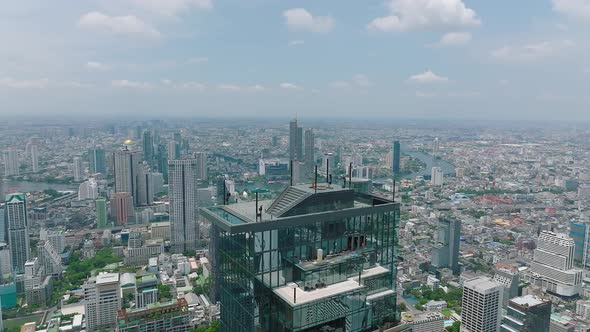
136;163;153;206
289;119;303;161
113;146;142;205
433;137;440;156
73;157;84;182
0;205;6;244
168;141;179;161
431;167;443;186
392;141;401;174
0;243;12;278
96;198;108;228
84;272;121;331
3;148;19;177
30;145;39;172
88;145;107;174
169;159;199;253
201;183;400;332
527;231;582;297
431;218;461;275
6;193;30;275
117;298;190;332
142;130;155;168
500;295;551;332
570;220;590;268
110;192;134;225
304;128;315;174
461;277;503;332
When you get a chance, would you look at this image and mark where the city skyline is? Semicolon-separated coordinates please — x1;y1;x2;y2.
2;1;590;120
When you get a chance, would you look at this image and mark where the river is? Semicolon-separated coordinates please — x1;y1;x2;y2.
401;149;456;179
0;179;77;196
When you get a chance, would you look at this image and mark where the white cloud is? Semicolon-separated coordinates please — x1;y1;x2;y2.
408;71;449;84
188;57;208;63
331;74;371;89
280;82;300;89
330;81;350;89
553;0;590;19
179;82;206;90
289;40;305;46
0;78;49;89
368;0;480;32
283;8;334;33
248;85;266;92
491;40;574;62
217;84;241;92
131;0;213;17
86;61;109;71
436;32;472;47
162;79;172;85
112;79;152;89
353;74;370;87
79;11;160;38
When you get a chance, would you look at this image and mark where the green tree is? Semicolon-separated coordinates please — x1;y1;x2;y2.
446;321;460;332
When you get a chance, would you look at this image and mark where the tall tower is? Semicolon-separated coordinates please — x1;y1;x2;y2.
462;277;503;332
431;167;443;186
432;218;461;275
142;130;154;167
95;198;108;229
6;193;30;275
500;295;551;332
195;152;208;181
73;157;84;182
88;145;107;174
169;159;199;253
392;141;400;174
3;148;19;176
113;144;142;206
304;129;315;174
289;119;302;162
30;145;39;173
528;231;582;297
433;137;440;156
135;163;153;206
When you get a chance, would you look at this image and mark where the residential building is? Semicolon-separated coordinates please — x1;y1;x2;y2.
113;145;142;206
304;128;315;173
461;277;503;332
6;193;30;275
195;152;208;181
431;167;443;186
89;145;107;174
289;118;303;161
412;312;444;332
73;156;84;182
84;272;121;331
3;148;19;176
500;295;551;332
493;267;520;308
527;231;582;297
30;145;39;172
110;192;134;225
117;298;191;332
169;159;199;254
392;141;401;174
96;198;108;229
201;183;400;332
78;178;99;200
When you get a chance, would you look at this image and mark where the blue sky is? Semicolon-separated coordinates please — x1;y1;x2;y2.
1;0;590;121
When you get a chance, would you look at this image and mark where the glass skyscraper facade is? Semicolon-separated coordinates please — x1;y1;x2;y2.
202;184;399;332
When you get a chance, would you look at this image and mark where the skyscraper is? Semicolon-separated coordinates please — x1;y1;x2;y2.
30;145;39;172
110;192;134;225
304;128;315;173
168;141;179;161
527;231;583;297
142;130;155;167
431;218;461;275
0;205;6;244
433;137;440;156
6;193;30;275
88;145;107;174
84;272;121;331
570;219;590;268
195;152;208;181
500;295;551;332
392;141;401;174
135;163;153;206
96;198;108;229
462;277;503;332
3;148;19;177
289;119;303;161
113;145;142;205
156;143;168;182
73;157;84;182
431;167;443;186
169;159;199;253
201;183;400;331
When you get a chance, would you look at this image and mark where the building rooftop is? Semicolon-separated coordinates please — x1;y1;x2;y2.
510;295;545;307
274;279;363;306
463;276;502;293
96;272;119;284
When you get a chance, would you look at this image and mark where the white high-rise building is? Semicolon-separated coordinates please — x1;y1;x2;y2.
30;145;39;172
431;167;443;186
0;242;12;277
461;277;503;332
433;137;440;155
84;272;121;331
40;228;66;254
6;193;30;275
73;157;84;182
3;148;19;176
113;146;142;206
168;159;199;253
78;178;99;200
136;163;153;206
527;231;582;297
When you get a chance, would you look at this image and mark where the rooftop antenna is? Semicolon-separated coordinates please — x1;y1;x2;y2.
314;165;318;194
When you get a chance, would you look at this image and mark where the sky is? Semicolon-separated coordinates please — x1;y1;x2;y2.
1;0;590;121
